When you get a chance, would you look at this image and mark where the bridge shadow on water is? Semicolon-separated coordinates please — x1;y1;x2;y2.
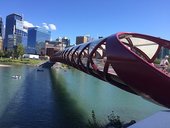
0;66;87;128
49;69;87;128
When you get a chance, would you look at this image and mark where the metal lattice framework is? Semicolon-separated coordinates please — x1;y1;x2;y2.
50;32;170;108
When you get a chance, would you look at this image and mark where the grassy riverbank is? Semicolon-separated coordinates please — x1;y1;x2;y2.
0;58;46;66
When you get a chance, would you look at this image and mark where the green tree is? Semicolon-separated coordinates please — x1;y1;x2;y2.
14;44;25;59
0;50;4;59
4;50;13;58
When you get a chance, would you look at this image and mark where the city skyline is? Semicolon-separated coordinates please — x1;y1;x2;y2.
0;0;170;44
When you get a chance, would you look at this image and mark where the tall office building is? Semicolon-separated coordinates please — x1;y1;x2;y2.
76;36;88;45
0;17;3;50
0;17;3;37
4;13;27;50
27;27;51;54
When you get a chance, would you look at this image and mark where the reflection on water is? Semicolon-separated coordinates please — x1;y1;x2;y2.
0;65;24;117
0;64;167;128
52;66;166;123
0;65;86;128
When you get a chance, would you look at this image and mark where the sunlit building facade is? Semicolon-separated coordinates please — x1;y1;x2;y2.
27;27;51;54
0;17;3;37
0;17;3;50
4;13;27;50
43;40;66;56
76;36;88;45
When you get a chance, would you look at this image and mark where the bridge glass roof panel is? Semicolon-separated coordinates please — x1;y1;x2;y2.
76;43;90;66
63;48;70;60
66;47;74;62
71;46;80;65
118;33;160;62
89;38;105;53
79;45;90;68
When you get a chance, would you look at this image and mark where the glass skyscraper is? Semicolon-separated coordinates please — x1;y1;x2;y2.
4;13;27;50
0;17;3;50
27;27;51;54
0;17;3;37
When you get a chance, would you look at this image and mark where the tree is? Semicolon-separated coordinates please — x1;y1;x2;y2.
14;44;25;59
4;50;13;58
0;50;4;59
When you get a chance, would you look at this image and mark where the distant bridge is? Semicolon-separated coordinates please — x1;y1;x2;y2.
49;32;170;108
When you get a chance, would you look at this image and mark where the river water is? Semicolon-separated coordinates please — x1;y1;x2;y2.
0;64;166;127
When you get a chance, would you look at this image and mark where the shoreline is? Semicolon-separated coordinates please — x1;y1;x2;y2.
0;58;47;67
0;64;12;67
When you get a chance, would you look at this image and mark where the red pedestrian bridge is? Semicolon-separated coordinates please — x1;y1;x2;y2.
50;32;170;108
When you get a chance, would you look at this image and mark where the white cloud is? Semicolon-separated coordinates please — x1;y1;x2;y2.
22;21;56;32
23;21;34;28
42;23;49;30
48;24;56;31
42;23;46;25
41;23;56;31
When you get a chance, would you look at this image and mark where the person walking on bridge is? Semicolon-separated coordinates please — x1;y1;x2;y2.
160;55;169;72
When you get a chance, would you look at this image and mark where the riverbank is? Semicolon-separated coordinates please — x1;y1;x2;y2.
0;64;12;67
0;58;47;66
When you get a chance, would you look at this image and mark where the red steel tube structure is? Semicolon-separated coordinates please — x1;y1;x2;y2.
50;32;170;108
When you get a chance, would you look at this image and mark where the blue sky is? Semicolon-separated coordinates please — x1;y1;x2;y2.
0;0;170;44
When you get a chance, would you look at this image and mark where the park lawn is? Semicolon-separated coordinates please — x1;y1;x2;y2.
0;58;46;65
